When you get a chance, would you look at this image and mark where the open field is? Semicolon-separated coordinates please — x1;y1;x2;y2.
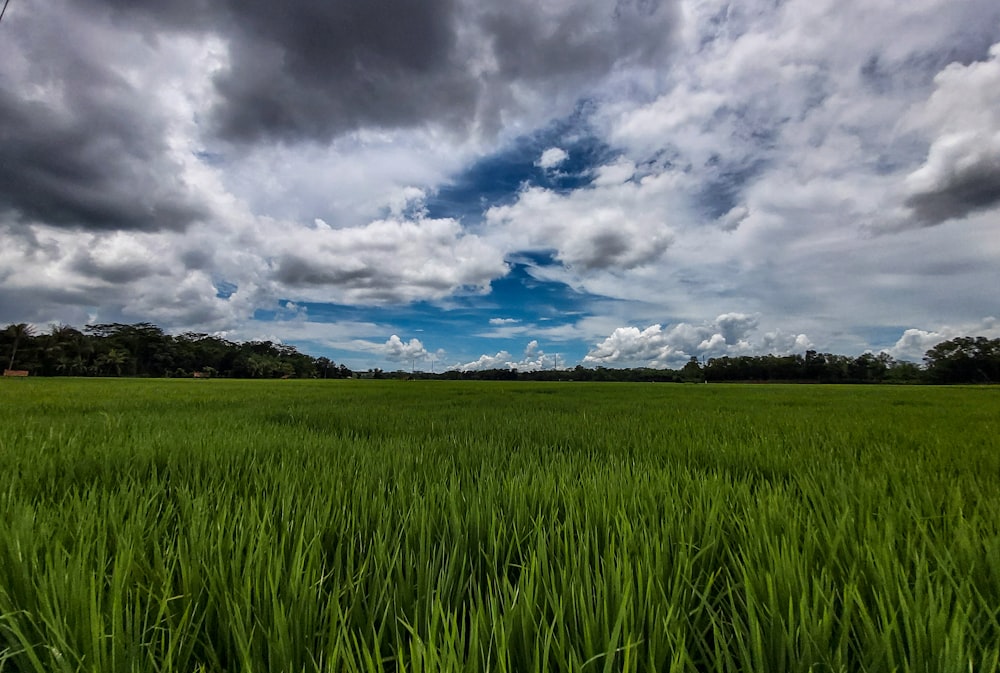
1;379;998;672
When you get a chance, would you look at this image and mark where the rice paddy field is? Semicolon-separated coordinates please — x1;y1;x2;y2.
0;378;998;673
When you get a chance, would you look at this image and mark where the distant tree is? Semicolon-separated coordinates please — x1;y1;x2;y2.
315;357;334;378
85;323;173;376
848;352;890;382
680;356;703;382
174;332;236;375
37;324;85;375
819;354;851;382
5;323;35;371
885;360;923;383
97;348;129;377
924;336;1000;383
803;350;823;380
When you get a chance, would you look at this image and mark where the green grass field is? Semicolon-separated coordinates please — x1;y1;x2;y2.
1;379;998;672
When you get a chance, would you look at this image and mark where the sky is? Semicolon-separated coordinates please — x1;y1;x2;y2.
1;0;999;372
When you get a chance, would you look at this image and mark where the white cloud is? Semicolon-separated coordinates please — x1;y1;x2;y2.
583;313;809;367
890;329;946;363
717;205;749;231
386;187;431;219
0;191;512;331
536;147;569;170
585;324;679;367
489;317;520;325
887;317;1000;361
759;330;813;355
547;0;1000;352
450;339;560;372
485;159;677;271
343;333;444;369
451;350;514;371
382;334;431;362
898;42;1000;227
0;222;253;330
265;213;509;304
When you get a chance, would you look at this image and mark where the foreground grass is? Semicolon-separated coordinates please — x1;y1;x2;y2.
0;379;998;672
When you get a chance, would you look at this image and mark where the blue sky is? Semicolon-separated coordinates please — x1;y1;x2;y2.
2;0;1000;371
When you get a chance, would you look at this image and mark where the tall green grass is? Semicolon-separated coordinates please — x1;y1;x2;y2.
0;379;997;672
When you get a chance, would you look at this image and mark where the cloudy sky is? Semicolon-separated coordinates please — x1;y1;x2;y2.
2;0;999;371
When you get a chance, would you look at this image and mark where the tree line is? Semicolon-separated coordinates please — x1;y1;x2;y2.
368;337;1000;384
1;322;352;379
3;322;998;383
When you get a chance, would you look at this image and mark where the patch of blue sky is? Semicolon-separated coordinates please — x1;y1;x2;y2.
212;277;238;299
193;150;226;166
257;261;596;333
426;106;616;224
253;258;608;369
488;254;592;319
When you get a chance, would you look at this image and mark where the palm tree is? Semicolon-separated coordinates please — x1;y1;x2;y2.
97;348;128;377
47;325;91;375
5;323;35;371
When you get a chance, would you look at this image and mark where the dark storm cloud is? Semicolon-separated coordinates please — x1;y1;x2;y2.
179;248;214;271
0;95;206;231
83;0;680;144
586;232;631;268
0;284;115;322
0;0;681;247
904;160;1000;226
69;250;156;284
212;0;479;143
275;254;453;293
0;2;207;232
274;256;383;288
481;0;674;81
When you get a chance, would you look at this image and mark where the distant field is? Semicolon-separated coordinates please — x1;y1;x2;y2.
1;379;998;672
